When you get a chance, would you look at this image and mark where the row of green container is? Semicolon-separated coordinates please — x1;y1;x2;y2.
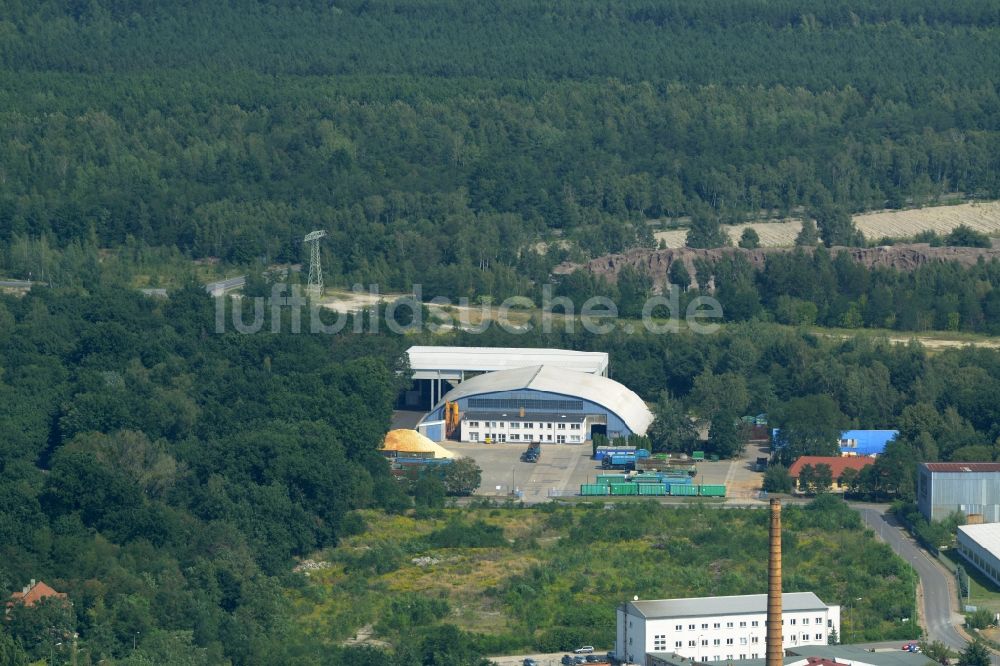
580;483;726;497
596;474;627;484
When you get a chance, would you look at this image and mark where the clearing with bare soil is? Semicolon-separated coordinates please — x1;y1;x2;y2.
655;201;1000;248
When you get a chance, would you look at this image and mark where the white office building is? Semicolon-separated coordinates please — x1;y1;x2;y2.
615;592;841;665
460;411;596;444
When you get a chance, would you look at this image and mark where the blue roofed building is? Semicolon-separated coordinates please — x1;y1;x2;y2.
771;429;898;457
838;430;898;456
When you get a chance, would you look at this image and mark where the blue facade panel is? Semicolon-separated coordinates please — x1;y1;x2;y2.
426;389;634;438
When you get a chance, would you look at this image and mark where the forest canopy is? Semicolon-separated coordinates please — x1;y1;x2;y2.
1;0;999;297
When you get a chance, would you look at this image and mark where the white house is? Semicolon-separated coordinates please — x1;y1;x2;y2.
615;592;841;665
460;411;593;444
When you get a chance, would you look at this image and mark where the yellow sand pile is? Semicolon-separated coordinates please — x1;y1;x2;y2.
382;429;456;459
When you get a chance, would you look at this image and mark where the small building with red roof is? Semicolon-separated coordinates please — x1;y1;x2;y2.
5;579;67;614
788;456;873;493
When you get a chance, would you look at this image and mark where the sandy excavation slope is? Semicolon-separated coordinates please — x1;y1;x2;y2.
655;201;1000;248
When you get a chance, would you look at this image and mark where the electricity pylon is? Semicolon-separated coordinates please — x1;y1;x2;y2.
304;230;326;297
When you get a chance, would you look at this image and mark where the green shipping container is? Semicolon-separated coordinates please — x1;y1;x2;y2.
597;475;626;484
669;484;699;496
581;484;609;496
638;483;667;496
610;483;639;496
692;451;706;460
700;485;726;497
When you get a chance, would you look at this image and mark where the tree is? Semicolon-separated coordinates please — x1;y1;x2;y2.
797;464;814;493
763;465;793;493
648;392;698;453
827;628;839;645
920;641;954;665
442;458;482;496
945;225;991;248
813;206;864;247
958;640;991;666
838;467;860;494
812;463;833;494
686;212;729;249
707;411;742;459
413;474;446;508
738;227;760;249
669;260;691;291
772;395;849;465
795;218;820;246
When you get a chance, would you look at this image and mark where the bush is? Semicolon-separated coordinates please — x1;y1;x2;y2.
429;518;506;549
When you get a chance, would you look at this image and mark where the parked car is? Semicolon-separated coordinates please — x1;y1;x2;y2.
561;656;575;666
585;656;602;663
902;642;920;652
573;658;585;665
523;659;539;666
574;646;595;654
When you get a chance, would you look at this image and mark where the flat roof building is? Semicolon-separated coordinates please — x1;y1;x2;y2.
616;592;841;665
647;645;935;666
917;462;1000;523
957;523;1000;588
405;346;609;407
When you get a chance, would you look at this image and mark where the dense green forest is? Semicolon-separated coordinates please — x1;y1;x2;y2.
559;248;1000;334
2;0;1000;297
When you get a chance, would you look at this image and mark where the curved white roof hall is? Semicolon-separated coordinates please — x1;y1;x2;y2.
430;365;654;435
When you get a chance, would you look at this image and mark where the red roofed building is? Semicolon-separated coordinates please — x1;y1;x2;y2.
788;456;873;493
6;579;67;613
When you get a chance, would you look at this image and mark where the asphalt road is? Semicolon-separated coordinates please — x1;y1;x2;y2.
856;507;970;653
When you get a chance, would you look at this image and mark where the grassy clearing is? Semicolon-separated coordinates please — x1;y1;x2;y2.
286;499;917;655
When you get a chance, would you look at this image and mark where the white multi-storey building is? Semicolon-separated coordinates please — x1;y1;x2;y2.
615;592;841;665
460;411;596;444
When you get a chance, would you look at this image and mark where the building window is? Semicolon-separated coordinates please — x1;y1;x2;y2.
802;618;809;625
470;432;479;441
726;622;733;628
511;422;519;429
547;423;553;429
740;655;746;660
753;654;759;659
816;634;823;641
713;640;720;646
701;623;709;629
571;423;581;429
510;434;520;441
752;621;759;627
701;640;709;646
468;421;479;427
689;641;696;647
751;637;759;644
713;623;721;629
817;617;824;625
557;423;566;429
739;621;747;628
557;435;566;443
826;619;832;627
740;638;747;646
688;624;696;630
802;633;809;641
790;619;796;625
726;639;733;646
676;625;683;631
524;423;533;429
